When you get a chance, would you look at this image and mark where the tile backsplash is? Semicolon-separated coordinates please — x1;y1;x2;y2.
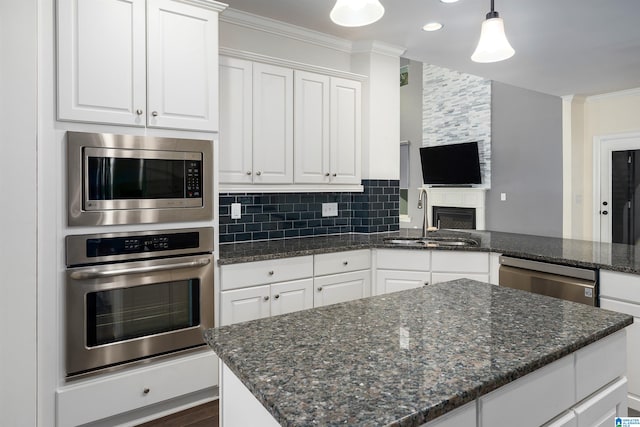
219;180;400;243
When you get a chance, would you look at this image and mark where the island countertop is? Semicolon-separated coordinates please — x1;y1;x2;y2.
205;279;632;427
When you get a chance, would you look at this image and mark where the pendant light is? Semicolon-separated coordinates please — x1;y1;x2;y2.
471;0;515;63
330;0;384;27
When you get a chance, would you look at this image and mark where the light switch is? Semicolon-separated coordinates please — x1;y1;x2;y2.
231;203;241;219
500;193;507;201
322;202;338;217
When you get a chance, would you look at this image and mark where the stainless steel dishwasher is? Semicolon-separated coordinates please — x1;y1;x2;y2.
499;256;598;306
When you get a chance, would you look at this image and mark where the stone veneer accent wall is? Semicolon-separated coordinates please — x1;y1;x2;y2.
423;64;492;187
219;180;400;243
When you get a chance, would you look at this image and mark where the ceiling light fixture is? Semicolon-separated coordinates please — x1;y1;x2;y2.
440;0;459;3
423;22;443;32
330;0;385;27
471;0;515;63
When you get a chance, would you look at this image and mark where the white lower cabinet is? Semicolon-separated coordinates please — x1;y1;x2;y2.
271;279;314;316
56;350;217;427
376;270;430;295
600;269;640;411
573;377;627;427
431;251;489;284
544;411;577;427
314;270;371;307
220;285;271;326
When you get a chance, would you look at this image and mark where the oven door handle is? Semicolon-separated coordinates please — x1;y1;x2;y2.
69;258;211;280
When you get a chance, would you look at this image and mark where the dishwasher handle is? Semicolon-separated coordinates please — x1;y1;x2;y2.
499;256;596;282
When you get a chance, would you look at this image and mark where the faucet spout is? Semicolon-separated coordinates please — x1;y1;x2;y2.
417;188;430;238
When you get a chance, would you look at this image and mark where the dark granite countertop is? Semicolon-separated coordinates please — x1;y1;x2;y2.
205;279;633;427
218;229;640;275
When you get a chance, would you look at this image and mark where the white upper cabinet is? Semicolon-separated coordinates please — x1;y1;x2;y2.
146;0;220;131
219;57;253;183
294;71;331;184
218;54;363;190
252;63;294;184
58;0;225;131
330;77;362;185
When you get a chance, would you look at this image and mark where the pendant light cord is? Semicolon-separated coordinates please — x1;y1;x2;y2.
486;0;499;19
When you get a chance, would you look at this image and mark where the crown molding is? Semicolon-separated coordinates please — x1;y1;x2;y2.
219;47;367;81
586;86;640;101
351;40;407;57
220;8;353;53
175;0;227;12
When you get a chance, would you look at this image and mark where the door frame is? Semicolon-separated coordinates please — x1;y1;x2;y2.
592;131;640;242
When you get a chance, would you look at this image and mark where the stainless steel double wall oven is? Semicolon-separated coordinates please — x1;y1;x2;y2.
65;132;215;378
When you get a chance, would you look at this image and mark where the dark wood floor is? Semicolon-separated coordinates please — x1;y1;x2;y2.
137;400;219;427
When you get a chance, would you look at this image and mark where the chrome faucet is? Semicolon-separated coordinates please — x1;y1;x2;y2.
417;188;430;238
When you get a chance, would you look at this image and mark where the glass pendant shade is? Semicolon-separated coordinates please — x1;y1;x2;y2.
471;17;515;63
330;0;385;27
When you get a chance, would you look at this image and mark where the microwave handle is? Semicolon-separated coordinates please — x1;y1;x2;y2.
69;258;211;280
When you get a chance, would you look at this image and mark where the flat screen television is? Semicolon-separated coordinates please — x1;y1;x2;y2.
419;142;482;185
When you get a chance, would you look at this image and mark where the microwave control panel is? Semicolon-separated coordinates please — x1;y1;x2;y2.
186;161;202;198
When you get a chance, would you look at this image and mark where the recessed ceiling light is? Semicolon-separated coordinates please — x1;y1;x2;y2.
440;0;459;3
423;22;444;32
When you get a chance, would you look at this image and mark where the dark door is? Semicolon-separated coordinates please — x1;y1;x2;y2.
611;150;640;244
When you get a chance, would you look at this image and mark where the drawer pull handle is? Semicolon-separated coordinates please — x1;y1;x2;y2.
317;287;323;292
263;296;270;301
143;388;150;395
274;294;280;300
343;261;348;266
268;270;274;276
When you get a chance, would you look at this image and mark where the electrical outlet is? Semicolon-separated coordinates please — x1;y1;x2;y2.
322;202;338;217
231;203;242;219
500;193;507;201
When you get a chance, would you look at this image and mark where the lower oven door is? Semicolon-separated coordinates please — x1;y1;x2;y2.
66;254;213;377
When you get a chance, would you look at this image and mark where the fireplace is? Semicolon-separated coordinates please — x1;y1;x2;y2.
433;206;476;229
425;187;487;230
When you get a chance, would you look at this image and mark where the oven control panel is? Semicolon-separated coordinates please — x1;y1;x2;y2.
65;227;214;267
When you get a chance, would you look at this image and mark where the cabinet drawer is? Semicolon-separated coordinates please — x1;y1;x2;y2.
480;355;574;427
221;256;313;290
314;250;370;276
375;249;430;271
600;270;640;303
575;329;626;401
56;351;217;427
431;251;488;273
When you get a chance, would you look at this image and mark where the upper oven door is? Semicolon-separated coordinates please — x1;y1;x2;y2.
67;131;213;226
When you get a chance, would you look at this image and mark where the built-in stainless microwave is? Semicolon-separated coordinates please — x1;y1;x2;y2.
67;132;213;226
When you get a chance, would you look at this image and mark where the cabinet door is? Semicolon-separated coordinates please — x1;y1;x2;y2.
58;0;146;126
314;270;371;307
376;270;430;295
271;279;314;316
431;272;490;285
146;0;220;131
294;71;330;184
573;377;627;427
219;56;253;184
600;298;640;410
253;63;294;184
220;285;270;326
330;77;361;184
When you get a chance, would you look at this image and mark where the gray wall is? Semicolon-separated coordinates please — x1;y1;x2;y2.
400;59;425;229
487;82;563;237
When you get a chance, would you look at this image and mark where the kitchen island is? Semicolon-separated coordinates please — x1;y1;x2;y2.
205;279;633;427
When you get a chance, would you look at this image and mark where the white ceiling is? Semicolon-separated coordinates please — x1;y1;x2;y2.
221;0;640;97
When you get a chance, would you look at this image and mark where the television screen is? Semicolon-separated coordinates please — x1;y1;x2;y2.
419;142;482;185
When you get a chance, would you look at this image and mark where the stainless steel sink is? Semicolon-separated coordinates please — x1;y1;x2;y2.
383;237;478;247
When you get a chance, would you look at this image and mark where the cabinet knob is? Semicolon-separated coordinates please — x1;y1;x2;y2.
332;173;337;177
143;388;150;395
263;296;270;301
136;109;143;115
268;270;274;276
343;261;348;266
151;111;158;117
274;294;280;300
424;282;429;286
325;173;330;177
246;171;252;175
256;171;262;176
317;287;323;292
